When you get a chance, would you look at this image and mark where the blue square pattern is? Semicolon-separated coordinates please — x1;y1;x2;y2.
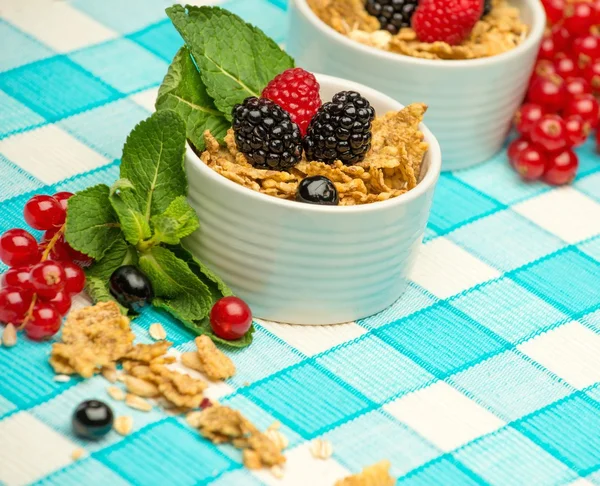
575;137;600;178
0;56;120;122
514;393;600;474
128;20;182;63
375;302;507;378
450;277;569;344
222;0;288;43
59;98;150;161
32;458;130;486
323;410;440;478
582;309;600;334
210;469;263;486
397;457;483;486
96;418;236;485
447;209;565;272
426;174;503;235
453;427;577;485
0;20;54;72
69;38;168;95
0;89;46;138
241;361;373;438
315;334;435;404
448;351;574;422
54;161;121;193
0;394;16;419
579;236;600;262
510;248;600;317
0;154;44;203
575;171;600;203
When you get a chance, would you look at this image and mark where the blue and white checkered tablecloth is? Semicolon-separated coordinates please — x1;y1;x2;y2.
1;0;600;484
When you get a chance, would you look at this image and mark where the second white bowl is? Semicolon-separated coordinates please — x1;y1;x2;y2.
287;0;546;171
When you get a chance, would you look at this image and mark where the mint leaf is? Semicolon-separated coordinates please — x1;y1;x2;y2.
120;110;187;222
166;5;294;120
64;184;121;260
157;46;230;150
86;275;129;315
150;196;199;245
138;246;211;322
109;179;151;245
86;238;138;282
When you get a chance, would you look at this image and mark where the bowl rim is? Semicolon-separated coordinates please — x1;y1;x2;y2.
291;0;546;68
186;73;442;214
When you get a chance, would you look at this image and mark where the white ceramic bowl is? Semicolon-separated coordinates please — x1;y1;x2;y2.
184;74;441;325
287;0;545;171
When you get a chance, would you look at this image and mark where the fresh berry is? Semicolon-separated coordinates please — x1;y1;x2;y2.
572;35;600;68
30;261;66;299
564;77;593;99
0;287;32;325
53;192;73;212
563;2;596;37
507;138;532;166
538;36;559;60
232;97;303;170
411;0;483;45
109;266;153;310
24;302;62;340
62;262;85;295
0;229;40;268
304;91;375;165
583;58;600;93
200;398;213;410
513;144;547;181
72;400;114;440
296;176;339;205
210;296;252;341
514;103;545;138
550;25;571;52
527;76;567;112
67;246;93;267
564;93;600;127
530;114;569;152
544;148;579;185
554;55;579;79
42;290;71;316
262;68;321;136
365;0;419;35
23;195;65;231
1;267;32;291
542;0;566;24
482;0;492;16
564;114;591;147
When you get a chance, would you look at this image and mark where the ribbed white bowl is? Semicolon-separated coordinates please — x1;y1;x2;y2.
287;0;546;171
184;74;441;325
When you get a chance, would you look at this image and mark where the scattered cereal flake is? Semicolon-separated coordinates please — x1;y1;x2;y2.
186;410;204;428
181;351;204;373
335;460;395;486
244;433;286;469
114;416;134;436
196;405;258;444
123;341;172;363
53;374;71;383
310;439;333;460
107;385;126;401
265;429;288;451
125;393;153;412
194;335;236;381
125;375;159;398
149;323;167;341
71;448;87;461
152;364;206;409
2;323;17;348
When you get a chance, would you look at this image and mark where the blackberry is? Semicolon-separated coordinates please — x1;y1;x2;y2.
232;97;302;170
365;0;419;35
482;0;492;16
303;91;375;166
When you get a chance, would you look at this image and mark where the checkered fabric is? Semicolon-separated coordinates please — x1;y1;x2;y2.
1;0;600;485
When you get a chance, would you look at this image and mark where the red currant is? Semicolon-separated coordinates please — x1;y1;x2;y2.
564;77;593;99
551;24;571;52
210;296;252;341
583;58;600;93
0;287;32;325
554;55;580;79
67;245;93;267
25;302;62;340
514;103;545;138
564;114;592;147
508;137;532;166
572;35;600;68
532;60;557;81
41;290;71;316
544;148;579;185
542;0;566;24
528;76;567;112
53;192;74;212
30;261;66;299
23;195;65;230
563;2;596;36
62;261;85;295
0;229;40;267
564;93;600;127
530;114;569;152
1;266;32;291
538;36;559;60
513;145;547;181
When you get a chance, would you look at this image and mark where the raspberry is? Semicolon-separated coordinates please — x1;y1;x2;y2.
365;0;419;35
261;68;321;136
303;91;375;166
412;0;483;46
232;97;302;170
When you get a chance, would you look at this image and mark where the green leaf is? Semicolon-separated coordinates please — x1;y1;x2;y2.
166;5;294;120
120;110;187;223
85;275;129;315
109;179;151;245
86;238;138;282
156;46;230;151
138;245;211;322
64;184;121;260
150;196;199;245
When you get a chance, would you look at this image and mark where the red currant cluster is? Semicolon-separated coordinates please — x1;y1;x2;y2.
509;0;600;184
0;192;87;340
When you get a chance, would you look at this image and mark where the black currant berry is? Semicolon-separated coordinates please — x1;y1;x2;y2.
296;176;339;205
109;265;153;310
72;399;114;440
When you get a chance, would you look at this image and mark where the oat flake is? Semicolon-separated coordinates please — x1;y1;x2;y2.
2;323;17;348
149;323;167;341
114;416;134;436
107;386;126;401
53;374;71;383
310;439;333;460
